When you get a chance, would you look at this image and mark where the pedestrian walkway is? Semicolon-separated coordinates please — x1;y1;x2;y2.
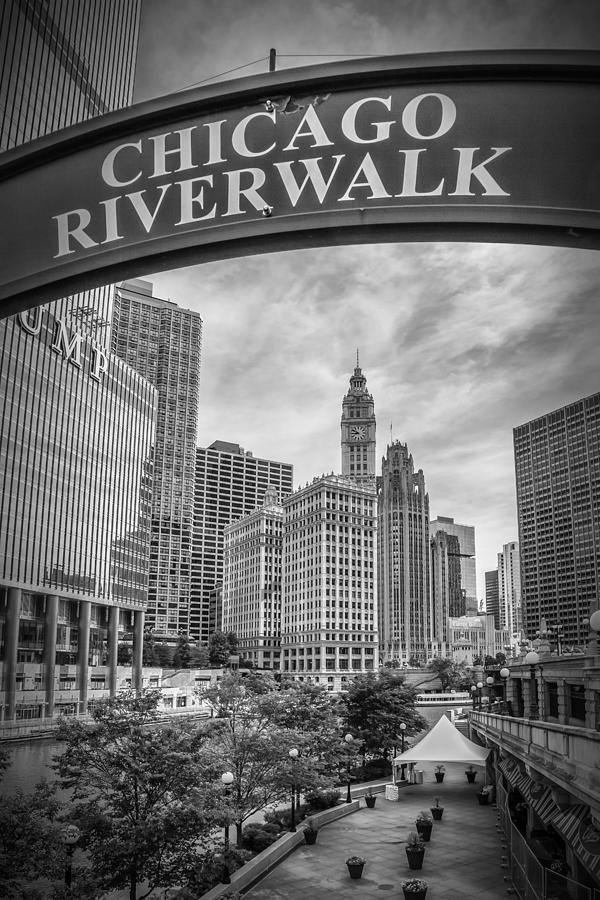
245;762;511;899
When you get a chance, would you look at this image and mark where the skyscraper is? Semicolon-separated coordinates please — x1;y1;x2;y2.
430;516;477;615
0;1;148;732
340;356;376;483
485;569;500;629
281;475;378;691
497;541;522;646
514;392;600;645
377;441;430;665
192;442;293;644
430;530;463;650
222;487;283;670
111;279;202;637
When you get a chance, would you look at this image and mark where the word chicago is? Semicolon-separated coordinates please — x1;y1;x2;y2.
53;91;512;258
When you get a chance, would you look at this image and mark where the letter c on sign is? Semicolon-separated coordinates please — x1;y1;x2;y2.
402;93;456;140
102;141;143;187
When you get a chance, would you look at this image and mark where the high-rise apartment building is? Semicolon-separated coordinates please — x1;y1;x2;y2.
111;280;202;637
497;541;522;646
430;516;477;615
430;530;462;649
514;392;600;645
222;487;283;670
281;475;378;691
377;441;430;665
0;1;149;732
485;569;500;629
192;442;293;644
340;357;376;483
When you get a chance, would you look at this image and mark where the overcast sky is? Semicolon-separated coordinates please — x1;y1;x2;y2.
133;0;600;600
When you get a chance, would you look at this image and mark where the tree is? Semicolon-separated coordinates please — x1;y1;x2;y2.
208;631;231;667
340;671;427;759
117;643;132;665
495;651;507;666
54;690;219;900
142;629;158;666
173;633;193;669
155;642;173;667
425;657;472;691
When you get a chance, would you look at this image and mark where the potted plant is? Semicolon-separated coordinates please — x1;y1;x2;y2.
465;764;477;783
364;788;376;809
415;810;433;841
477;785;492;805
405;831;426;870
401;878;429;900
430;797;443;821
303;817;319;845
434;764;445;783
346;855;366;879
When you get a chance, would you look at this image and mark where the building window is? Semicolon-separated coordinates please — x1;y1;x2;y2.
546;681;559;718
568;684;586;722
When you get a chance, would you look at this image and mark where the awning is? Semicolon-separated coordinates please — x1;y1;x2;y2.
520;779;559;823
550;804;600;881
498;757;526;789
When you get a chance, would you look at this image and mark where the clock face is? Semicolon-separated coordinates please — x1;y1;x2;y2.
350;425;367;441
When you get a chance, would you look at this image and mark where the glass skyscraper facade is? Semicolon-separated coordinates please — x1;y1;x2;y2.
514;392;600;646
0;1;147;732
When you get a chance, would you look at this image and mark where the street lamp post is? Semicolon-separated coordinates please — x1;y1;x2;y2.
470;683;477;709
61;824;80;889
399;722;407;781
499;667;510;714
221;771;234;884
476;681;483;710
344;733;354;803
289;748;299;831
486;675;495;706
524;650;540;720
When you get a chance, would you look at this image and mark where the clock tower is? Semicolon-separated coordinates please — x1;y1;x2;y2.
341;352;376;482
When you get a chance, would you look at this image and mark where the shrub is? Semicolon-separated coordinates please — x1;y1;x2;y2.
263;803;308;829
304;788;341;810
241;822;281;853
405;831;425;851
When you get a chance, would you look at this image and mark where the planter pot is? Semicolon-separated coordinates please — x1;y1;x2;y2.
304;830;318;845
406;848;425;870
434;773;445;783
346;862;365;879
430;807;443;821
415;822;433;842
365;796;376;808
477;793;489;805
403;890;427;900
466;772;477;783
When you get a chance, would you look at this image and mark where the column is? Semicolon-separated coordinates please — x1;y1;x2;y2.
107;606;119;698
44;595;58;719
77;600;91;715
4;588;21;721
132;609;145;696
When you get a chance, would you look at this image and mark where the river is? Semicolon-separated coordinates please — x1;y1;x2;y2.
0;705;456;796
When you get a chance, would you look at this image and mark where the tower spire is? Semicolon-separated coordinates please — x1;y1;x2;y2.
356;348;359;369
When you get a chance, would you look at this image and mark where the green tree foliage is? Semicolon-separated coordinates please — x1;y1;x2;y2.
208;630;231;666
117;643;132;664
155;642;173;667
340;671;427;759
0;780;66;899
224;631;239;654
425;657;472;690
142;629;158;666
172;633;193;669
495;652;507;666
54;690;220;900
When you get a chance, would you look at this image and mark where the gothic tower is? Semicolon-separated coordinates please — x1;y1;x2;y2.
341;353;376;482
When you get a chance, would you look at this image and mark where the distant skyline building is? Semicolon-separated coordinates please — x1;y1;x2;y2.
497;541;522;646
111;279;202;637
377;441;430;665
192;442;293;644
485;569;500;629
340;356;376;483
430;530;463;650
281;475;378;691
514;392;600;645
222;487;283;670
448;614;510;666
430;516;477;615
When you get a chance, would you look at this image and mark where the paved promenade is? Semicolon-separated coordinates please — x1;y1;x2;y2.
245;761;511;900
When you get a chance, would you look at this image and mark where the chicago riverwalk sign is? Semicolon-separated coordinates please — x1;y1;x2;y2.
1;50;600;318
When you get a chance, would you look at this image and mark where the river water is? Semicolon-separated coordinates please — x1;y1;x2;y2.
0;705;455;796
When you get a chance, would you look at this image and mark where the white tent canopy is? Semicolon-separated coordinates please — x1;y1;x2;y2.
392;713;490;765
